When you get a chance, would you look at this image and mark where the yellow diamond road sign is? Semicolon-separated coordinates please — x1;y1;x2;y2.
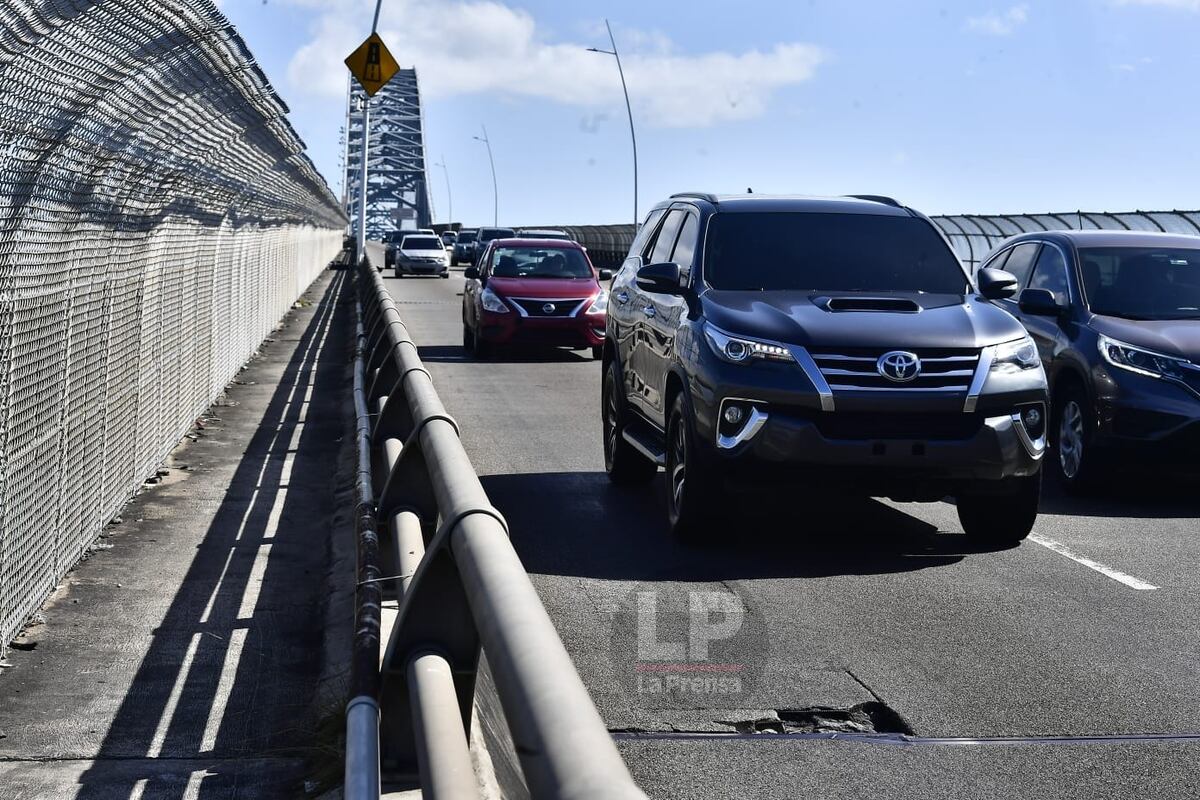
345;33;399;96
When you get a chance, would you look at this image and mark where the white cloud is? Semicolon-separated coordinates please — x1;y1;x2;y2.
965;5;1029;36
283;0;825;128
1113;0;1200;8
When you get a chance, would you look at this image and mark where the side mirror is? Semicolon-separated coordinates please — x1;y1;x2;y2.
978;267;1019;300
463;266;480;280
1018;287;1064;317
636;262;683;295
598;269;614;282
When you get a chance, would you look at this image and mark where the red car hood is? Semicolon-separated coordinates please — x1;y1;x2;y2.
488;276;600;299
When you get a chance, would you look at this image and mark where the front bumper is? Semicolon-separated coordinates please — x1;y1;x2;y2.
687;340;1046;496
1092;365;1200;465
396;259;448;275
479;310;605;348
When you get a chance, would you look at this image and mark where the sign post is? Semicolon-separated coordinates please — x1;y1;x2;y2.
345;22;399;262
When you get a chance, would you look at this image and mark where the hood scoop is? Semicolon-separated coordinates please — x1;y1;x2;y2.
820;296;922;313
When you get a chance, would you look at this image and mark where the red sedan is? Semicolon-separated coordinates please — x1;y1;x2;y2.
462;238;612;359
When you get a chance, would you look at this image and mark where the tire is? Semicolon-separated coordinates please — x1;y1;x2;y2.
591;346;603;360
441;272;450;279
602;361;657;485
451;256;459;267
465;326;489;362
957;472;1041;546
664;393;725;540
1052;384;1099;492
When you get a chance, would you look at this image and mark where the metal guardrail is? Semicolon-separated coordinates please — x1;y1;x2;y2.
347;257;648;799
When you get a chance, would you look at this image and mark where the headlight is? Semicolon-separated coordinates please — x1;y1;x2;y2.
990;335;1040;374
585;290;608;315
704;324;794;365
1098;334;1188;380
481;286;509;313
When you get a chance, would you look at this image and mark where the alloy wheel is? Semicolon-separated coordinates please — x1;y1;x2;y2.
604;378;619;467
1058;400;1084;479
669;418;687;514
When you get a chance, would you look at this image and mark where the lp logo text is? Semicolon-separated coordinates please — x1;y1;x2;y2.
635;590;746;696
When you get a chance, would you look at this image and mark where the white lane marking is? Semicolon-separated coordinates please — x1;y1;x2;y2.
1029;533;1158;591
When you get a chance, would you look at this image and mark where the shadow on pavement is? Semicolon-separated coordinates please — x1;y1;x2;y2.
72;273;352;800
1037;467;1200;520
481;471;991;582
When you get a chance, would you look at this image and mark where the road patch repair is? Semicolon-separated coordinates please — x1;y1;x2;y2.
0;271;356;799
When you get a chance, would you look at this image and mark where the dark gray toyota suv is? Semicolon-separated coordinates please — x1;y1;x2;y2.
601;193;1050;543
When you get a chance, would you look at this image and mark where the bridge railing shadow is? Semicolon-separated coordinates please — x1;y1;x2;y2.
75;272;351;799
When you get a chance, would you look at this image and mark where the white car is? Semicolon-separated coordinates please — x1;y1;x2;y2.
395;235;450;278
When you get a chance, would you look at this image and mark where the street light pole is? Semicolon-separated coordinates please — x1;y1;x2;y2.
435;156;452;223
473;126;498;226
588;19;638;226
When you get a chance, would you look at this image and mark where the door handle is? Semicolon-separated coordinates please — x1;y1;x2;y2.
642;306;657;317
616;291;630;304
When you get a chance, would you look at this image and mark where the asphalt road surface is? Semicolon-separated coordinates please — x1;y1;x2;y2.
383;266;1200;800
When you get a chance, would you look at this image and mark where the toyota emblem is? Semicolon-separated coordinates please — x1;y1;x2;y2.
877;350;921;382
541;302;556;314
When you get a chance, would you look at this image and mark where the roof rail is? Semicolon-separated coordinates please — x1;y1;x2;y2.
846;194;903;208
670;191;719;203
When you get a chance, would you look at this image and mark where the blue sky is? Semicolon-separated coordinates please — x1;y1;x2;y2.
217;0;1200;226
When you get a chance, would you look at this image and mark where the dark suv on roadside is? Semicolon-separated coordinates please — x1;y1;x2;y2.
978;230;1200;490
601;193;1049;543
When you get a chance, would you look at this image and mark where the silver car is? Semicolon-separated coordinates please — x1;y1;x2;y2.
395;234;450;278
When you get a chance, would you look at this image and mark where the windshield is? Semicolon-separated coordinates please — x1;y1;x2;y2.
458;231;477;243
1080;247;1200;320
479;228;516;242
706;212;967;293
402;236;442;250
490;246;592;279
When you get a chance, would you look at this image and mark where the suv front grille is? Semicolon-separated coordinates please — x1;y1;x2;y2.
509;297;588;317
811;347;980;393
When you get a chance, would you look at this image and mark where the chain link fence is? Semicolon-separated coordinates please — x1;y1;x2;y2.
0;0;346;646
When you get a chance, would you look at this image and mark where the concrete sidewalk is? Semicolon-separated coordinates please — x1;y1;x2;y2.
0;270;355;799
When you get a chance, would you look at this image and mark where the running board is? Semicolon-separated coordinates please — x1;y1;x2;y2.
622;424;666;467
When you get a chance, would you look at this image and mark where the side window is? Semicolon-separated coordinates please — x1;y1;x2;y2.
1028;244;1070;302
981;248;1011;273
1002;242;1040;288
649;210;685;264
630;209;666;259
670;213;700;274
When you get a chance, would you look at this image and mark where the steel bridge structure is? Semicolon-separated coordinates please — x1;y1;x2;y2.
345;69;433;238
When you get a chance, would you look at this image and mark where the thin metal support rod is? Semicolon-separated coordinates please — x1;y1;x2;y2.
358;99;370;261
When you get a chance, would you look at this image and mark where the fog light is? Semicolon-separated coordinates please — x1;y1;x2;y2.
1020;403;1046;439
723;405;745;425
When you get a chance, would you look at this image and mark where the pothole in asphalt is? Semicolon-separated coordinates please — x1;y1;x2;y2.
718;701;913;736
